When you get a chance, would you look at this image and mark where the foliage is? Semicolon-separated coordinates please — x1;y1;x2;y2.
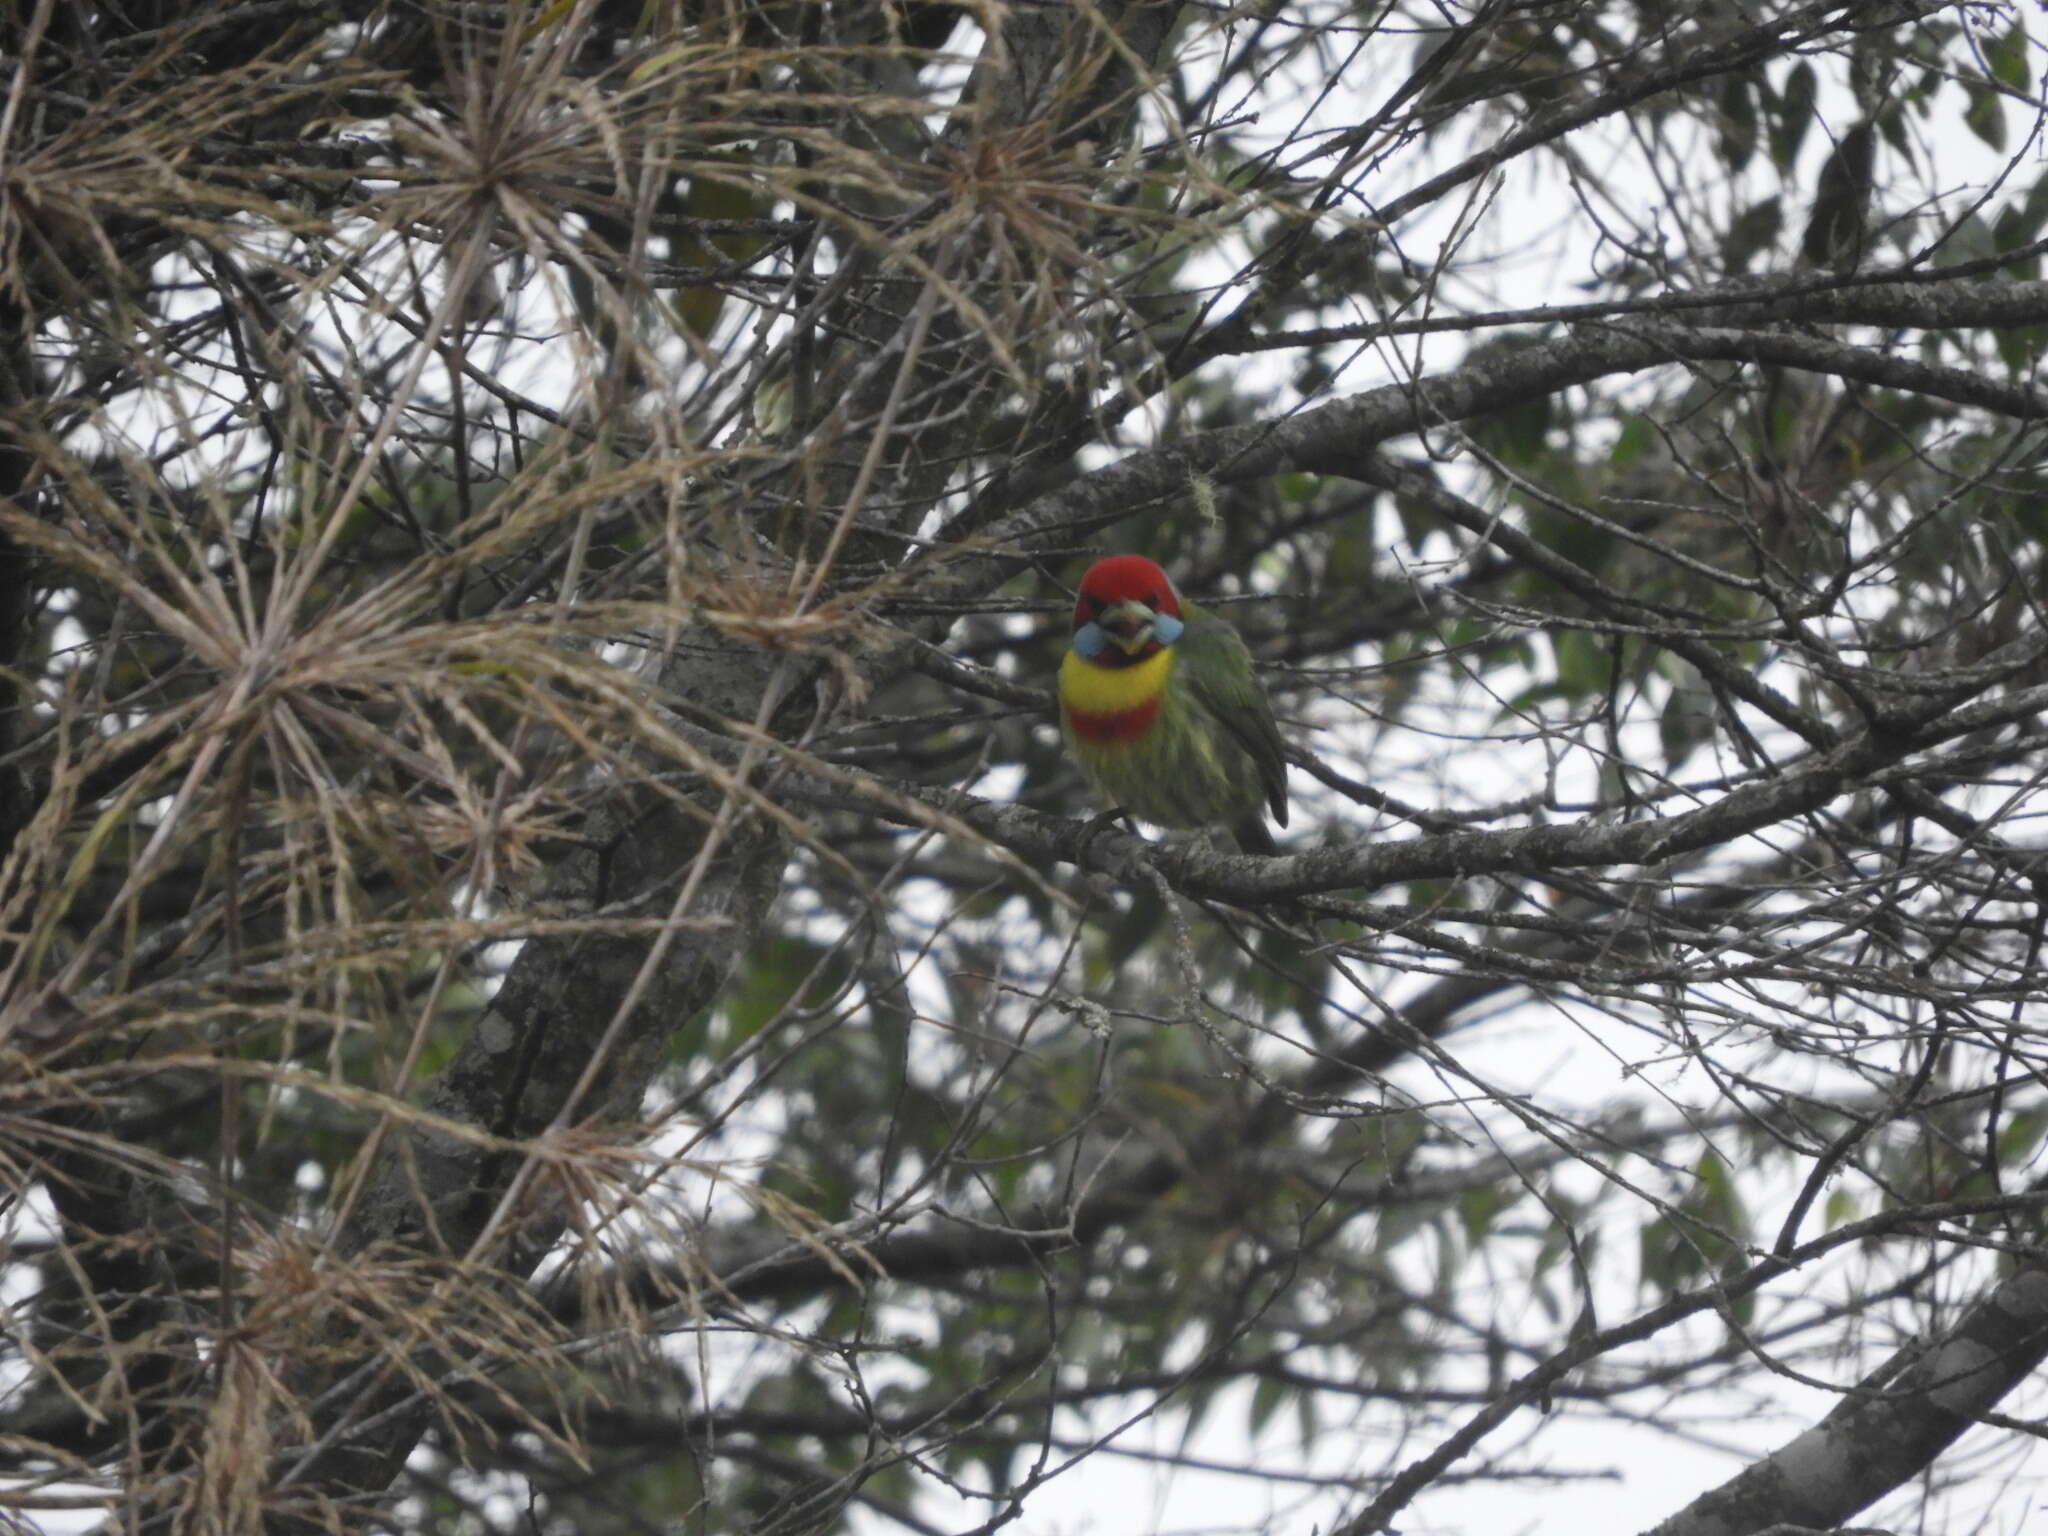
3;3;2048;1535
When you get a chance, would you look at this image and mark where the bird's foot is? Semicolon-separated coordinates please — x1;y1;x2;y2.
1075;807;1136;865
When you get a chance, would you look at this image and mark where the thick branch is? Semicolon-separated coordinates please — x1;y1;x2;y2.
1644;1265;2048;1536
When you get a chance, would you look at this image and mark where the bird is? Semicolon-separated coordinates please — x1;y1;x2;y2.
1058;554;1289;854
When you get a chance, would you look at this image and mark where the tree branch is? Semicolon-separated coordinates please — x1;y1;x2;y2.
1645;1265;2048;1536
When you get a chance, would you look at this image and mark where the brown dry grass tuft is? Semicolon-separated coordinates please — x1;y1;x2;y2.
0;1;1207;1528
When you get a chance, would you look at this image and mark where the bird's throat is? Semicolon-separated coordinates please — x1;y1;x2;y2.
1061;645;1172;743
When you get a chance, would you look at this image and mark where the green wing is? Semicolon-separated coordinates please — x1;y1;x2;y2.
1179;605;1289;828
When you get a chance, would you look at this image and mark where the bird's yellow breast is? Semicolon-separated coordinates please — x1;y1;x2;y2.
1060;644;1174;717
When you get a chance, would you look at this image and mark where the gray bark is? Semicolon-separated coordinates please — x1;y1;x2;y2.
1644;1266;2048;1536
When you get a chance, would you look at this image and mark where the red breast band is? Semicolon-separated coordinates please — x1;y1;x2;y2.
1064;697;1160;745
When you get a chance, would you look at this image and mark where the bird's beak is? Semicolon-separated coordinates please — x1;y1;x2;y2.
1095;599;1158;655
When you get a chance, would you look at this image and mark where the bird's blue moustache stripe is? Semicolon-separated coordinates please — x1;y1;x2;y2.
1073;612;1181;659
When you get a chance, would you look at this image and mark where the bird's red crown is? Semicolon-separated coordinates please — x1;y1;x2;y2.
1073;555;1180;630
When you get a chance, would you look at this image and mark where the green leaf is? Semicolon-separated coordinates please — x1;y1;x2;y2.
1724;196;1784;272
1770;64;1816;170
1693;1148;1744;1230
1992;171;2048;283
1609;413;1656;467
719;934;840;1048
1460;1185;1508;1243
1640;1149;1753;1302
1659;670;1715;768
1824;1188;1859;1229
1553;630;1613;697
1998;1107;2048;1166
1995;324;2045;377
1248;1374;1287;1436
1937;210;2001;270
1717;76;1758;173
1985;21;2030;94
1965;75;2007;152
